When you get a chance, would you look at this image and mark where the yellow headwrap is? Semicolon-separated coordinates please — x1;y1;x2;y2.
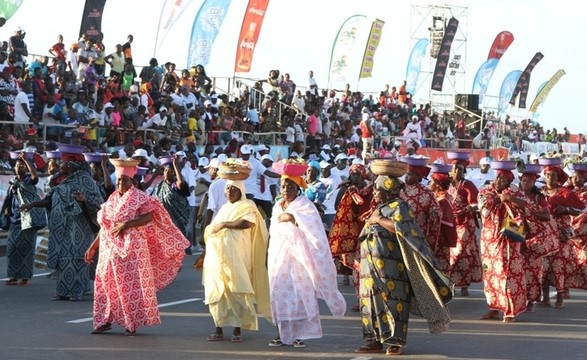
281;174;307;189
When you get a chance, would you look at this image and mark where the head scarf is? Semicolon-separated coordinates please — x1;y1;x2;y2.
431;173;451;188
226;179;247;201
520;172;539;182
574;170;587;180
496;169;514;184
543;165;568;185
308;160;320;172
349;164;367;178
452;159;470;169
281;175;307;189
61;153;85;162
374;175;403;196
115;166;137;178
407;165;431;179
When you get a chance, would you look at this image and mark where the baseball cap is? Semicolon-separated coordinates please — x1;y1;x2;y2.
217;154;228;163
261;154;274;162
529;153;539;162
204;100;212;106
206;158;219;169
479;157;491;166
159;106;168;112
335;153;348;162
394;140;402;147
131;149;148;158
321;144;331;150
198;157;210;167
175;151;187;159
104;102;114;109
256;144;269;152
240;144;253;155
319;160;332;169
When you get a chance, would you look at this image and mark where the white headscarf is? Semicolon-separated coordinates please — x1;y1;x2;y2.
225;179;247;201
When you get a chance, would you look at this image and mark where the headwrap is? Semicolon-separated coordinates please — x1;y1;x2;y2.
520;172;539;182
226;179;247;201
115;166;138;178
61;153;85;162
349;164;367;178
281;175;307;189
308;160;320;172
141;82;152;92
543;165;568;185
496;169;515;183
452;159;470;169
574;170;587;180
407;165;431;179
431;173;451;188
374;175;403;196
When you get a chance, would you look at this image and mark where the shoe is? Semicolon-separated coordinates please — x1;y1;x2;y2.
91;323;112;334
5;279;18;286
231;335;242;343
293;339;306;348
480;310;500;320
51;294;69;301
503;317;516;323
355;343;384;353
124;329;136;336
460;287;469;297
554;301;565;309
19;279;29;286
351;304;360;312
207;333;224;341
268;338;283;347
386;345;403;355
69;296;82;302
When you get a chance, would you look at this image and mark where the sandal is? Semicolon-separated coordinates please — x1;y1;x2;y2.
355;342;384;353
19;279;29;286
554;301;565;309
207;333;224;341
293;339;306;348
351;304;360;312
386;345;403;356
231;335;242;343
502;317;516;323
51;294;69;301
480;310;500;320
5;279;18;286
124;329;136;336
268;338;283;347
91;323;112;334
460;287;469;297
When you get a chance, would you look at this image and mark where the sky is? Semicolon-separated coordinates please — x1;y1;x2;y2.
2;0;583;134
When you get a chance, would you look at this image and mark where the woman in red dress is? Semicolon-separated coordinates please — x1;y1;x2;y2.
429;167;458;276
566;166;587;292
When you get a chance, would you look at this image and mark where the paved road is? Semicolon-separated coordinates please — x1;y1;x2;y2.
1;253;586;360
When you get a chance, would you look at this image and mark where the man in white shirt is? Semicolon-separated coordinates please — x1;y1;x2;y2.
465;156;496;189
202;156;228;236
256;154;278;223
240;145;280;216
175;151;197;251
13;80;33;138
319;160;342;231
330;153;350;182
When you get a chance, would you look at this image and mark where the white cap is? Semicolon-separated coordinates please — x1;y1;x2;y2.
198;157;209;167
321;144;331;150
204;100;212;106
394;140;402;147
104;102;114;109
335;153;348;162
362;113;370;121
256;144;269;152
352;158;364;165
319;160;332;169
529;153;539;162
129;85;139;93
175;151;187;159
240;144;253;155
260;154;274;162
217;154;229;163
206;158;219;169
131;149;148;158
479;157;491;166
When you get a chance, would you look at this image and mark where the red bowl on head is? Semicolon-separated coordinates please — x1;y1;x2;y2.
446;151;471;160
430;164;453;174
402;156;429;166
538;157;562;166
490;160;518;170
571;163;587;172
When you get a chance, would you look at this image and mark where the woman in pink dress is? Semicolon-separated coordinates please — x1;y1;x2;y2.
566;165;587;292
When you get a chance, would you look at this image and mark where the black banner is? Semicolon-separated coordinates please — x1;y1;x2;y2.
431;17;458;92
79;0;107;41
509;52;544;108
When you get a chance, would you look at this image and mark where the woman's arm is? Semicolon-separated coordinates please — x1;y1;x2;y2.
111;211;153;237
84;234;100;264
211;219;253;234
368;210;395;234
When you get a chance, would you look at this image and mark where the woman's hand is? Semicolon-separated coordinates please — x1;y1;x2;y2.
278;213;296;225
368;211;382;225
112;222;126;236
499;193;510;202
554;205;567;215
84;247;96;264
193;251;205;270
73;191;86;203
19;203;32;212
211;222;225;234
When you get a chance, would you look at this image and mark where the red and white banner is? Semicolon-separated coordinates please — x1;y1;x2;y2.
234;0;270;73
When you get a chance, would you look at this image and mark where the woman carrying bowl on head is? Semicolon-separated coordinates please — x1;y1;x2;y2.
563;164;587;295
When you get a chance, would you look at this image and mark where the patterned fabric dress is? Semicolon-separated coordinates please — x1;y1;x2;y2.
3;175;47;281
359;200;452;348
448;179;483;287
269;195;346;346
433;192;457;276
152;180;191;239
47;168;103;299
542;187;585;291
567;186;587;290
93;186;189;332
402;183;442;259
478;184;528;317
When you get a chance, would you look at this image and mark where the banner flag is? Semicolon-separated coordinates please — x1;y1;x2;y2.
327;15;367;87
509;52;544;108
359;18;385;79
79;0;107;42
155;0;198;53
186;0;232;67
498;70;522;116
528;69;566;113
234;0;270;73
472;58;499;104
487;31;514;60
0;0;23;20
405;38;429;95
431;17;458;91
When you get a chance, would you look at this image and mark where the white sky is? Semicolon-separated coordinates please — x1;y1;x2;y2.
3;0;582;134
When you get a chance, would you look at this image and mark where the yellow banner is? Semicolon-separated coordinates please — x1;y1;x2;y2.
528;69;566;113
359;19;385;78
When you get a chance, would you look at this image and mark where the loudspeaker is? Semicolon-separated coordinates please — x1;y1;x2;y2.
455;94;479;111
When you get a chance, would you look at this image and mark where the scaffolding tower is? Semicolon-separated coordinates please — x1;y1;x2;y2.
409;4;468;113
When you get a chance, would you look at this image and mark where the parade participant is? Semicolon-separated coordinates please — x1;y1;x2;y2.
85;160;189;336
195;177;270;343
447;153;483;296
540;159;585;308
355;161;451;356
268;160;346;348
3;153;47;286
478;162;529;322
